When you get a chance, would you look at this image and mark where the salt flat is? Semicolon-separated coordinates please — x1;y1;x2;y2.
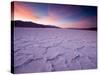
13;28;97;73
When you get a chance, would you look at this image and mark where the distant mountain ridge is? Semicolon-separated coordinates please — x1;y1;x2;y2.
11;20;60;28
67;27;97;31
11;20;97;31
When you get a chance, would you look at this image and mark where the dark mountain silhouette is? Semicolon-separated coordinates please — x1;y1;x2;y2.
11;20;60;28
67;27;97;31
11;20;97;31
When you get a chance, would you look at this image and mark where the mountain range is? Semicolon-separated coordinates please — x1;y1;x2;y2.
11;20;59;28
11;20;97;31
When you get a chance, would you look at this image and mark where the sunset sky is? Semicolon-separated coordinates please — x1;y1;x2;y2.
11;1;97;28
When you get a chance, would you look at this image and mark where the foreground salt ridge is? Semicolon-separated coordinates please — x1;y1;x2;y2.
14;28;97;73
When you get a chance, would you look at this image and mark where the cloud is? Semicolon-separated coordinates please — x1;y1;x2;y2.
13;2;40;22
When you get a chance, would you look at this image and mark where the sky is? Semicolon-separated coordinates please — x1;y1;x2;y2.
11;1;97;28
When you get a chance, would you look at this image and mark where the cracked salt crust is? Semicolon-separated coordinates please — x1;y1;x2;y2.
13;28;97;73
